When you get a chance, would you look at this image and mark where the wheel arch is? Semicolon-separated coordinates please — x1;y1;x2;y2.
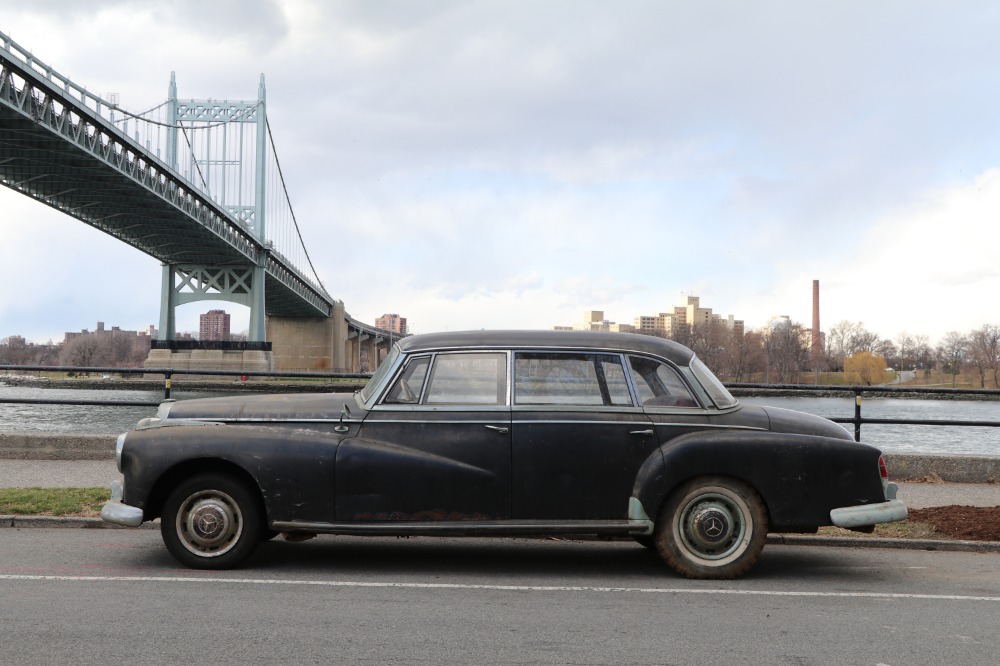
632;430;883;529
145;458;266;523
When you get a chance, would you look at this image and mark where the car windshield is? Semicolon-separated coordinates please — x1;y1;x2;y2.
360;345;400;402
690;357;738;408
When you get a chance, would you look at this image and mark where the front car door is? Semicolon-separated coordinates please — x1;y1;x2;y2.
336;351;512;521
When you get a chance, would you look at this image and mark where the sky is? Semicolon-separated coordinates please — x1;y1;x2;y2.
2;1;1000;346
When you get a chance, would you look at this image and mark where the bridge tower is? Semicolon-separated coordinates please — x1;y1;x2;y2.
158;72;268;344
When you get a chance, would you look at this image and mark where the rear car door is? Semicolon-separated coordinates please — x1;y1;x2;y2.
510;351;658;520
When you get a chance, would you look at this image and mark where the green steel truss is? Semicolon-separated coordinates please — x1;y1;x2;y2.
0;31;333;341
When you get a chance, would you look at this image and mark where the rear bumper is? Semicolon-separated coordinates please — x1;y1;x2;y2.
830;484;908;529
100;480;144;528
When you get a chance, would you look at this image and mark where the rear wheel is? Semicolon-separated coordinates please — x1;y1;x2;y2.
161;473;262;570
654;476;768;579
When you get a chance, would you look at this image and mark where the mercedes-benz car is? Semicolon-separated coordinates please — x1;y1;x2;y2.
102;330;906;579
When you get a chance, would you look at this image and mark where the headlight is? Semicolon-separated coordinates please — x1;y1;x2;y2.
115;433;127;473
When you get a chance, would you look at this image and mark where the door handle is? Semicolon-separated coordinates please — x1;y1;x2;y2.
630;429;655;436
485;425;509;434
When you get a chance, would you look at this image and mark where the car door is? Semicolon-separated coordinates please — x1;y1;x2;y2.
510;351;658;520
336;351;512;521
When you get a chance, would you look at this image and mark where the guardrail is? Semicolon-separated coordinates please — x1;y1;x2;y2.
0;364;370;404
728;383;1000;442
2;367;999;443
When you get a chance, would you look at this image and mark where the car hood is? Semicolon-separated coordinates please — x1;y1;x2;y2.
159;391;360;421
759;405;852;440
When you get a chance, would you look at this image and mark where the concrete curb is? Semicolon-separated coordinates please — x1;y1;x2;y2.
1;515;997;553
766;533;1000;554
884;452;1000;484
0;433;115;461
0;515;158;529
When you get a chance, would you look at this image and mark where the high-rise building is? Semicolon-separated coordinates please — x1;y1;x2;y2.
199;309;231;341
555;296;742;338
376;313;408;335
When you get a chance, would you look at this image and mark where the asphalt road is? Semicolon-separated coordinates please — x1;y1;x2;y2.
1;530;998;665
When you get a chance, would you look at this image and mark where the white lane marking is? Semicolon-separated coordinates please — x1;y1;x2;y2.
1;574;999;601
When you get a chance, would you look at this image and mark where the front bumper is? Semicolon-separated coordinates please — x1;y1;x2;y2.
830;483;908;528
100;480;144;528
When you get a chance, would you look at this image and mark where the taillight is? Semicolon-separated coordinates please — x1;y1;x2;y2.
878;455;889;479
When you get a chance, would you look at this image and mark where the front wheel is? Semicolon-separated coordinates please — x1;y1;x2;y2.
161;473;262;570
654;476;768;579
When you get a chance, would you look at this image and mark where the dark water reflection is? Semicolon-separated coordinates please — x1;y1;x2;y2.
740;396;1000;455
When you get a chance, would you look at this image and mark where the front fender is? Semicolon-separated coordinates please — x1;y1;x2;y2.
632;430;885;529
120;423;344;524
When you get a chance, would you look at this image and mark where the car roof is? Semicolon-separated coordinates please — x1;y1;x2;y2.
395;330;695;366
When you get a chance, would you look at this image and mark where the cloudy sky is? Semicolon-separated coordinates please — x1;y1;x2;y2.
2;1;1000;345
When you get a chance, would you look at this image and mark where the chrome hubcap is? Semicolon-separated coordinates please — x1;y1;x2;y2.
177;490;242;557
678;493;746;560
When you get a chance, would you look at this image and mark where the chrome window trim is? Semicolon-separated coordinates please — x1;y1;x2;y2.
511;350;636;408
368;405;511;414
371;349;511;409
647;422;766;431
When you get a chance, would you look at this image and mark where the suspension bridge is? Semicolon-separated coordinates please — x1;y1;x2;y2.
0;30;388;372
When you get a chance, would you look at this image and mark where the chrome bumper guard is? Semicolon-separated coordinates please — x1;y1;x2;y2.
830;482;908;529
100;480;145;528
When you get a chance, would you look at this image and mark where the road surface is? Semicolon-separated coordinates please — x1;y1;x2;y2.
1;530;998;664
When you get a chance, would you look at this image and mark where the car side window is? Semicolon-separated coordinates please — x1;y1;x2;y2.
627;355;700;408
423;353;507;405
384;355;430;404
514;353;632;406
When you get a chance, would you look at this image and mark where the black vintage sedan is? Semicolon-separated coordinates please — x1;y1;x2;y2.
102;330;906;578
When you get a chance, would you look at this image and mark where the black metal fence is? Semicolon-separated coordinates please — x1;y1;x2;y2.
728;383;1000;442
2;366;999;443
0;364;370;405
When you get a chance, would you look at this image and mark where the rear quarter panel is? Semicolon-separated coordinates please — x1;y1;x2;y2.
634;429;885;529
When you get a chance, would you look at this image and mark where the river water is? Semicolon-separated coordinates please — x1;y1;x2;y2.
1;384;998;456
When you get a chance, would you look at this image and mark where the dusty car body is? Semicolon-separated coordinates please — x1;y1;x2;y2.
102;330;907;578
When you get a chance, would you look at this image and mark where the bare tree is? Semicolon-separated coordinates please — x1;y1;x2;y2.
60;334;111;368
968;324;1000;388
936;331;969;388
763;321;809;383
723;329;764;382
894;332;915;370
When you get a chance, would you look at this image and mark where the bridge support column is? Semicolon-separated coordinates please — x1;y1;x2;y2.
267;301;349;372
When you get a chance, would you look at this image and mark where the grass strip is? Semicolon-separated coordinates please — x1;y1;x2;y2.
0;487;109;517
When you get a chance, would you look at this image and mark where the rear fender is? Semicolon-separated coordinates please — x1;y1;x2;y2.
632;430;885;529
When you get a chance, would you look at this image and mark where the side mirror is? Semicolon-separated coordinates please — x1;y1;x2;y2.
334;403;352;433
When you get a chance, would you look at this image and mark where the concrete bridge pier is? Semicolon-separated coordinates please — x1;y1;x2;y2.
267;301;349;372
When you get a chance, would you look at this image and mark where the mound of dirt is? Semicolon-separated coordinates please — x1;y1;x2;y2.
908;506;1000;541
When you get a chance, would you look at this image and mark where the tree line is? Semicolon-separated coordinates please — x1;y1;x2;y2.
660;320;1000;388
2;320;999;388
0;331;150;368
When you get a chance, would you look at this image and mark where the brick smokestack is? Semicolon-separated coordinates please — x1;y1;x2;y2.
811;280;821;364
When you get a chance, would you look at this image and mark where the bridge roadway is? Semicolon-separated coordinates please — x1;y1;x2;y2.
1;31;387;372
